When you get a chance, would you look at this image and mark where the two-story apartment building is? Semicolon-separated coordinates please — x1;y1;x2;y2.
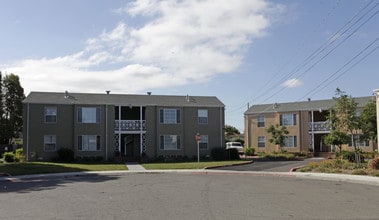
244;96;376;155
23;91;225;161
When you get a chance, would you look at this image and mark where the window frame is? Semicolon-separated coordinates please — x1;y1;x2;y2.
198;109;208;124
199;135;209;150
77;107;100;124
280;114;297;126
257;136;265;148
160;109;181;124
78;135;101;151
44;135;56;151
44;106;57;123
348;134;369;147
159;135;181;150
257;115;265;127
283;136;297;148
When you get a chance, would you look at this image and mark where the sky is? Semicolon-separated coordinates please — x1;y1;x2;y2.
1;0;378;132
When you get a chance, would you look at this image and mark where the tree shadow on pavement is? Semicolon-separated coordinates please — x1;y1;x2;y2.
0;174;122;194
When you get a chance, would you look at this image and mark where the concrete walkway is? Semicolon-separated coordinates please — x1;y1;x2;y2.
125;162;146;171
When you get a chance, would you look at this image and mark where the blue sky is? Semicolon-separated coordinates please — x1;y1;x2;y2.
1;0;378;132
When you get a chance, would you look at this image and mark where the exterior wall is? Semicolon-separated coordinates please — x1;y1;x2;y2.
246;112;304;153
24;103;115;161
24;100;224;161
24;103;75;161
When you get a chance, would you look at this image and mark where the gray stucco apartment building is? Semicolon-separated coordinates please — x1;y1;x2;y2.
23;91;225;161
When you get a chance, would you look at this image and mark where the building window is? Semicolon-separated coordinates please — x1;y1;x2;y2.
280;114;296;126
45;107;57;123
348;134;369;147
160;109;180;124
257;115;265;127
78;107;100;123
44;135;56;151
258;136;265;148
199;135;208;150
78;135;100;151
198;109;208;124
283;136;297;147
160;135;180;150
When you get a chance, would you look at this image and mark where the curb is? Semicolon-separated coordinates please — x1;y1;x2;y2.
204;160;253;169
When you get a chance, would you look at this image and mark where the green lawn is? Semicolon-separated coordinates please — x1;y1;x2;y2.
0;162;127;176
141;160;249;170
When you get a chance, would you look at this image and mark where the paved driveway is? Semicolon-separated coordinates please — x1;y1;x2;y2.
212;158;325;172
2;172;379;219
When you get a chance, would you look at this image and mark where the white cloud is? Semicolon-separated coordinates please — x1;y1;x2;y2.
4;0;283;94
283;78;303;88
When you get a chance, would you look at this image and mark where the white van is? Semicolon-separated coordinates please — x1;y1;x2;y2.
226;142;244;154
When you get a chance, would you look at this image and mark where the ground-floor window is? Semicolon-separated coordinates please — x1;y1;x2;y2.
258;136;265;148
199;135;208;150
160;135;180;150
44;135;56;151
283;136;297;147
78;135;100;151
348;134;369;147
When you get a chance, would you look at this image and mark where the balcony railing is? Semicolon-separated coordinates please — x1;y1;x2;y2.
309;121;330;132
115;120;146;132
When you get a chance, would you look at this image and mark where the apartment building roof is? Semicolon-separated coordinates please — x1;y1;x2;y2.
23;91;225;107
245;96;375;115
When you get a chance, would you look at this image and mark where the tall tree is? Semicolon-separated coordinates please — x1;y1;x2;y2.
0;71;5;144
359;99;377;145
2;74;25;144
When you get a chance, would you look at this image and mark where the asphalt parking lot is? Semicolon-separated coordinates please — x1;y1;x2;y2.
211;158;325;172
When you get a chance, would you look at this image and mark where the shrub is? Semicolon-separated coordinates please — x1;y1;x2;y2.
351;169;367;175
3;152;16;162
211;148;227;161
243;147;255;156
367;157;379;170
227;148;240;160
57;148;75;162
15;148;25;162
339;151;364;163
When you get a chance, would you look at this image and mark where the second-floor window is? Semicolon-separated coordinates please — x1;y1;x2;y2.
78;107;100;123
257;115;265;127
45;107;57;123
160;109;180;124
198;109;208;124
280;114;296;126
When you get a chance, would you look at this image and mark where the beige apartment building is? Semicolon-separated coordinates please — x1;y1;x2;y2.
23;91;225;161
244;96;376;155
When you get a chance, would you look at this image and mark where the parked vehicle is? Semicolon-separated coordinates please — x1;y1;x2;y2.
226;142;244;154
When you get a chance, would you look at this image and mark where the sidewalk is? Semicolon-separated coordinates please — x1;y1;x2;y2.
125;162;146;171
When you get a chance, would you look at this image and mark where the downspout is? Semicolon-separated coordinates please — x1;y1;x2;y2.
311;110;315;152
220;106;223;147
105;104;108;160
26;103;29;161
118;105;121;152
140;105;143;157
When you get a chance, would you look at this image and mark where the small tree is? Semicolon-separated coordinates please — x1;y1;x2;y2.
359;100;377;147
266;124;289;152
324;130;350;153
327;88;361;162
